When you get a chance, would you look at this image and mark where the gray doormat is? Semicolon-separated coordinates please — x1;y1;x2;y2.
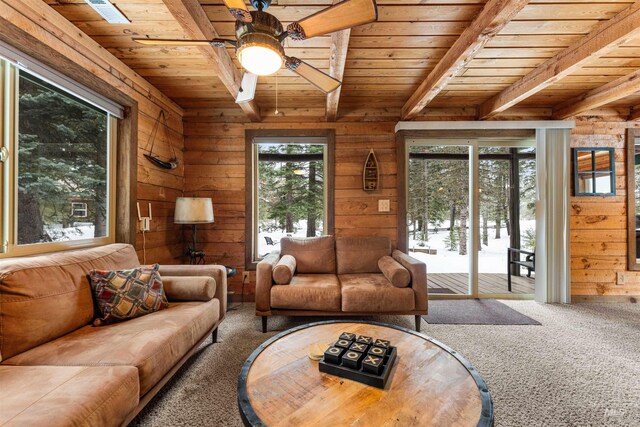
423;299;541;325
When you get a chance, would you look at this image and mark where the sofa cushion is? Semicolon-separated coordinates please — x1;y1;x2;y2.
163;276;216;301
280;235;336;274
336;237;391;274
3;300;219;396
378;256;411;288
0;243;140;361
0;365;139;427
89;264;170;326
340;274;415;312
272;255;296;285
271;274;341;311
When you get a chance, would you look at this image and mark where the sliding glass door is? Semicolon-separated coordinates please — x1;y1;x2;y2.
407;138;536;298
408;145;471;295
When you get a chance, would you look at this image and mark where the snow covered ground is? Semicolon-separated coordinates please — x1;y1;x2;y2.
259;219;535;275
45;223;96;242
258;220;319;256
409;220;535;274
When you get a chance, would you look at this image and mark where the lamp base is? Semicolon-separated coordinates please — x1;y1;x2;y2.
186;248;206;265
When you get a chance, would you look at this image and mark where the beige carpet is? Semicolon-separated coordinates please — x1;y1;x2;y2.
131;301;640;427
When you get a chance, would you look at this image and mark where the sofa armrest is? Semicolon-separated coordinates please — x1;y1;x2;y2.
159;265;227;317
162;276;216;302
392;250;427;311
255;252;281;312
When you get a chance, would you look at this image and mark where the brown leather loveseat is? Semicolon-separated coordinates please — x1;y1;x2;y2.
0;243;226;427
256;236;427;332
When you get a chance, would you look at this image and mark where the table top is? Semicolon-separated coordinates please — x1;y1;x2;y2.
238;321;493;427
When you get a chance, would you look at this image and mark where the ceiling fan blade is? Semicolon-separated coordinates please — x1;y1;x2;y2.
285;57;341;93
287;0;377;40
236;72;258;103
133;38;234;47
223;0;252;22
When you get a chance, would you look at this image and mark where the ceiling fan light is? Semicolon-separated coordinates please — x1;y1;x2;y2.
238;45;282;76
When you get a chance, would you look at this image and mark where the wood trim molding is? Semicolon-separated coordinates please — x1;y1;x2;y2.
572;295;639;303
162;0;261;122
401;0;528;120
479;1;640;119
395;121;574;132
244;129;336;270
116;105;138;245
396;131;408;252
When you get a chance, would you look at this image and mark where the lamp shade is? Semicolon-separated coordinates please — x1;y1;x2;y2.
174;197;214;224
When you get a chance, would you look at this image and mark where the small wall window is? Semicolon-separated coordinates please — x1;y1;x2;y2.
0;59;117;256
573;148;615;196
71;202;88;218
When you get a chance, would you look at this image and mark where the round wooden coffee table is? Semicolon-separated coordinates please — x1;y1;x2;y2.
238;321;493;426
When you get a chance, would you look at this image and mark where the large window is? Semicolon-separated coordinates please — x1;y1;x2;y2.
245;131;335;267
0;59;116;256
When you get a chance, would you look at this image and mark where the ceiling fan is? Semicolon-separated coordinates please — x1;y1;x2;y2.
133;0;378;97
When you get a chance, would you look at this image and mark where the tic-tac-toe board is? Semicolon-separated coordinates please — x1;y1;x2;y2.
318;331;397;389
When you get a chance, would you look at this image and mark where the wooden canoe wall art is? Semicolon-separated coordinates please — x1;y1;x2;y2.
144;110;179;170
363;149;379;191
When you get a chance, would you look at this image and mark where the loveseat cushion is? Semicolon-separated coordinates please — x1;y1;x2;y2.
0;365;139;427
272;255;296;284
3;300;219;396
271;274;341;311
280;235;336;274
163;276;216;301
340;274;415;312
378;256;411;288
0;243;140;361
336;237;391;274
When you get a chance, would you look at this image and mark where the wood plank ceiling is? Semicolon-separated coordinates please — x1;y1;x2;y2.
43;0;640;121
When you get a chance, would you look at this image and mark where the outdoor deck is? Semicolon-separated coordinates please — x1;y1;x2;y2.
428;273;535;295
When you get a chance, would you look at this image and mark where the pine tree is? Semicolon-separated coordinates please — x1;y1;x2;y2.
17;75;108;244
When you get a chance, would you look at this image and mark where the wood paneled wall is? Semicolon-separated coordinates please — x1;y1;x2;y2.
183;121;398;299
1;0;185;264
570;114;640;301
185;112;640;302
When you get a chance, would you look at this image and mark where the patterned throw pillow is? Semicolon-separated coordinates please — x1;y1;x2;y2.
89;264;169;326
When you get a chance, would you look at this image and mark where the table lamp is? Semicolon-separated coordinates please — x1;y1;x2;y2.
174;197;214;264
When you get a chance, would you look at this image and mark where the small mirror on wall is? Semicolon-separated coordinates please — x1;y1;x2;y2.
573;148;616;196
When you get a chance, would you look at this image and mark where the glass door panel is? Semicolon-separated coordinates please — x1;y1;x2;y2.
478;146;536;295
408;145;470;296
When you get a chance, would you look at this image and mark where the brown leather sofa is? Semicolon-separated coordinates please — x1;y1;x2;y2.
256;236;427;332
0;243;226;427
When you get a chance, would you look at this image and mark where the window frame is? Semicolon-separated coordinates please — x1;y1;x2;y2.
626;128;640;270
245;129;335;270
0;60;117;257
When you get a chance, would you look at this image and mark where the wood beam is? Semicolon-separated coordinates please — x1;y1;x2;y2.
163;0;260;121
325;27;350;122
479;1;640;120
553;69;640;119
401;0;529;120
